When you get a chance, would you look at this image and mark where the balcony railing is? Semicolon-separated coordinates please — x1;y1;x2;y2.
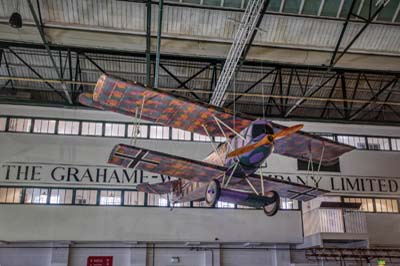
303;208;367;236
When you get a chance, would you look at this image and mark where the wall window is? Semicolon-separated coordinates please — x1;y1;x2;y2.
33;119;56;134
281;198;299;210
100;190;121;205
343;197;374;212
50;189;73;204
75;190;97;205
298;159;340;172
58;120;79;135
192;201;208;207
81;122;103;136
337;135;367;149
343;197;399;213
367;137;391;151
105;123;125;137
193;133;211;142
24;188;48;204
147;194;168;206
391;138;400;151
173;201;191;207
150;125;170;139
0;187;22;203
375;198;399;213
217;201;235;208
127;124;148;138
214;136;227;143
237;204;255;209
171;128;191;141
8;118;31;132
0;117;6;131
124;191;145;206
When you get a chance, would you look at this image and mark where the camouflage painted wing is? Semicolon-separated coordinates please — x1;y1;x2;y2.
109;144;327;201
108;144;226;183
230;173;327;202
136;180;180;194
270;122;354;166
79;74;253;137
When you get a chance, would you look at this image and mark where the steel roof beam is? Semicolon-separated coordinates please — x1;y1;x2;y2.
0;40;398;75
159;64;201;100
27;0;72;104
0;49;14;91
7;48;67;101
154;0;164;88
350;77;398;120
82;53;108;75
146;0;152;86
284;0;390;117
225;68;275;107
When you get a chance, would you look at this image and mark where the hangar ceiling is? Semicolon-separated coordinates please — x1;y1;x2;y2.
0;0;399;125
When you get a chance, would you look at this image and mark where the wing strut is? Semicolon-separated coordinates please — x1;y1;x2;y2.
212;115;246;141
130;95;146;145
202;124;225;166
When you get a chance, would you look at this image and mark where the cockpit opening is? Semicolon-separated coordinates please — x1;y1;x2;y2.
252;124;274;138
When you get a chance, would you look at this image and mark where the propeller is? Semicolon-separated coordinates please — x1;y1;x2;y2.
227;124;304;158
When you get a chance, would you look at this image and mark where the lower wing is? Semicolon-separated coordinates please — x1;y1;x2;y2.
109;144;326;201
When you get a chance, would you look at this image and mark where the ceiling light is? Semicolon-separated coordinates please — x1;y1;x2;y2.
9;12;22;28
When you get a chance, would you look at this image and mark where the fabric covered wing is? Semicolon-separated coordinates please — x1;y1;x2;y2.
271;123;354;166
108;144;226;183
79;75;253;137
136;180;180;194
230;174;327;201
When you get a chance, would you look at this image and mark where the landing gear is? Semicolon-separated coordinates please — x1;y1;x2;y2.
263;191;280;216
205;180;221;207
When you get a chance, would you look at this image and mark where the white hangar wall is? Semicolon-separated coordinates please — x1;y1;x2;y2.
1;104;400;266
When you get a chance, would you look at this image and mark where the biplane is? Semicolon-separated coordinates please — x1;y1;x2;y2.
79;74;354;216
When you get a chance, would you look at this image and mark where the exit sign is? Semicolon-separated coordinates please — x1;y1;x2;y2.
87;256;113;266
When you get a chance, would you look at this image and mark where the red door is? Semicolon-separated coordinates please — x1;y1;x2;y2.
87;256;113;266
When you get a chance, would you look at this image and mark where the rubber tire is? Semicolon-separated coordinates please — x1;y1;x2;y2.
205;180;221;208
263;191;280;217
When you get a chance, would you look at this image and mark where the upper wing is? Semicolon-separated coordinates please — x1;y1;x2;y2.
270;122;354;166
79;74;253;137
109;143;326;201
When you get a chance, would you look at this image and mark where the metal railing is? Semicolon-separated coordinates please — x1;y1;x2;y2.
303;208;367;236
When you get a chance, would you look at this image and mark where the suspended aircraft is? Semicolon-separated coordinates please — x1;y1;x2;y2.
79;74;354;216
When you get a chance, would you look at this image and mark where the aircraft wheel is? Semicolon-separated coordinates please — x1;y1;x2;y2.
263;191;280;217
205;180;221;208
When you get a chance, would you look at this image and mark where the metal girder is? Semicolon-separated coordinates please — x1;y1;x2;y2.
235;0;270;74
146;0;152;86
340;73;349;118
7;48;67;101
284;0;390;117
329;0;357;68
265;68;282;115
82;53;107;75
284;68;294;114
154;0;164;88
176;63;212;90
210;0;269;106
0;49;14;91
225;68;275;107
159;64;201;100
350;77;398;120
27;0;72;104
321;74;339;118
284;73;338;116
